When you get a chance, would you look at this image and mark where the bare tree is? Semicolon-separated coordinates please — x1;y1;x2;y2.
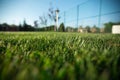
34;20;38;28
48;3;60;31
39;15;47;26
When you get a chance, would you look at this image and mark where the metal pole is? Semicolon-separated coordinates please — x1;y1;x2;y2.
56;11;58;31
64;11;66;28
55;9;59;31
98;0;102;28
77;5;79;30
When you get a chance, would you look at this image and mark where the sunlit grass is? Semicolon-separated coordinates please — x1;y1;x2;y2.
0;32;120;80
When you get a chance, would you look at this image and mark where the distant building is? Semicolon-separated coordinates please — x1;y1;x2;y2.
90;28;97;33
66;27;74;32
68;28;74;32
100;28;104;33
112;25;120;34
78;28;88;33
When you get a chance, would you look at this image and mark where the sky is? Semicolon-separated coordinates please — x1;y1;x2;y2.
0;0;120;27
0;0;88;26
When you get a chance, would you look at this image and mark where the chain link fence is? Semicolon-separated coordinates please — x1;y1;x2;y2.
59;0;120;32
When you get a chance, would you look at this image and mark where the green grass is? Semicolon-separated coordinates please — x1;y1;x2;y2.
0;32;120;80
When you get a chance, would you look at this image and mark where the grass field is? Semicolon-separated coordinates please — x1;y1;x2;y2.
0;32;120;80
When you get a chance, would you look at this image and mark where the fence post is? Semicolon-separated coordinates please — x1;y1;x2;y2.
77;5;79;31
98;0;102;28
64;11;66;28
